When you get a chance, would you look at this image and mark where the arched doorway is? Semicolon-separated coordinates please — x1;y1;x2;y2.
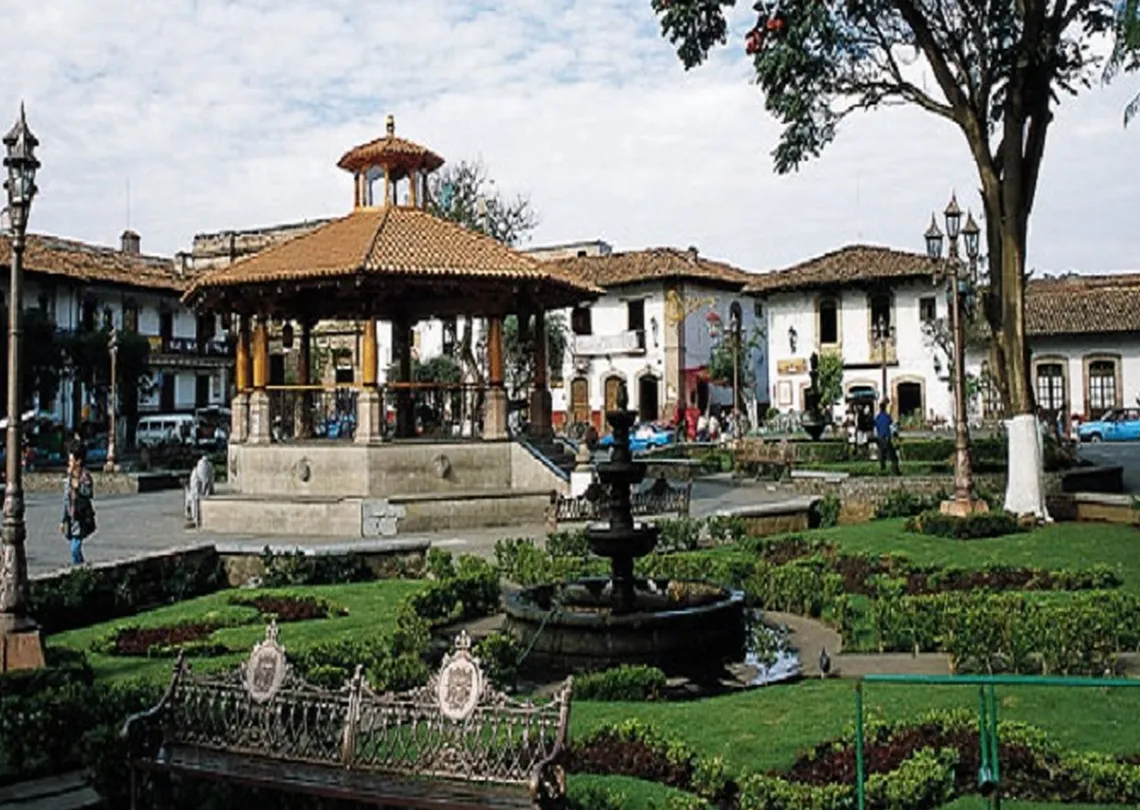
604;375;624;412
895;380;924;424
570;378;590;427
638;375;660;423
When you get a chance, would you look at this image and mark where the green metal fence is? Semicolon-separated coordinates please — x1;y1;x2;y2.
853;674;1140;810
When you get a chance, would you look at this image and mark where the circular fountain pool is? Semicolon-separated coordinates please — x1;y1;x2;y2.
504;577;747;677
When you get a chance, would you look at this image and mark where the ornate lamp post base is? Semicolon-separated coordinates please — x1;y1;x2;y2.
939;496;990;517
0;618;44;672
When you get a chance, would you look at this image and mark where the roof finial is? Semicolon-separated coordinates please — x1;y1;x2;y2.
386;114;395;136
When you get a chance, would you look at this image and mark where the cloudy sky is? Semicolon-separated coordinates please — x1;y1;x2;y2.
1;0;1137;275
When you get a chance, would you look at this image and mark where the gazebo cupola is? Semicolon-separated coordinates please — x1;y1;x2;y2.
337;114;445;211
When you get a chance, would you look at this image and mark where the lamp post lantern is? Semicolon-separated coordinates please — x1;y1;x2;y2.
0;104;44;672
925;192;987;516
872;315;894;405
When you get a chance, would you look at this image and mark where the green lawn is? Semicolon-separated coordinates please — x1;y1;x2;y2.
811;519;1140;591
47;579;425;683
39;521;1140;806
571;679;1140;774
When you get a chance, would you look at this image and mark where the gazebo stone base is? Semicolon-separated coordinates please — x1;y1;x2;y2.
204;439;567;537
355;389;382;444
485;388;509;440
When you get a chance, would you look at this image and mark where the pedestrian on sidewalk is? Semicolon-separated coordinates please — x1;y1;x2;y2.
59;440;96;565
875;400;901;476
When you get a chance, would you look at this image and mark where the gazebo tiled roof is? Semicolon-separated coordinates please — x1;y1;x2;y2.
337;136;445;176
184;206;601;317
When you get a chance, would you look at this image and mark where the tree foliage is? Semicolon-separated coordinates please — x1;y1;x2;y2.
654;0;1139;419
427;159;539;248
708;326;765;402
816;350;845;408
1107;0;1140;124
503;312;569;397
425;158;543;391
62;328;152;431
0;306;66;414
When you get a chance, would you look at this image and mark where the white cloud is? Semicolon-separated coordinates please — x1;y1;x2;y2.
0;0;1137;274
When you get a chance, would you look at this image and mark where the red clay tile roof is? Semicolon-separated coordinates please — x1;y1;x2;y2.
184;206;601;298
548;248;757;289
337;135;445;176
743;244;949;293
0;232;185;291
1025;273;1140;335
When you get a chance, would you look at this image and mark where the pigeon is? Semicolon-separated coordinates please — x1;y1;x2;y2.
819;647;831;680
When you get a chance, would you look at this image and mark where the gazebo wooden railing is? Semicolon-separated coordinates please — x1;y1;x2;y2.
382;381;487;440
267;385;359;442
264;382;492;442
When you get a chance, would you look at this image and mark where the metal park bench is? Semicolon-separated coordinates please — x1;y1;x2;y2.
734;438;797;481
123;624;573;810
551;474;692;524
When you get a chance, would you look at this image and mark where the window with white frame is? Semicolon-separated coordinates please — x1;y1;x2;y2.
1087;359;1118;419
1035;362;1065;412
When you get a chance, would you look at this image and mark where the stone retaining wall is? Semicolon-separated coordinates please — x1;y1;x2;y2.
784;472;1064;523
23;470;141;495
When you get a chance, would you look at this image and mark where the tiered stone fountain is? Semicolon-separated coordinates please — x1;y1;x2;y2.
504;384;747;677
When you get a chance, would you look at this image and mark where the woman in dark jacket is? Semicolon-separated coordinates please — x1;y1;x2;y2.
59;441;95;565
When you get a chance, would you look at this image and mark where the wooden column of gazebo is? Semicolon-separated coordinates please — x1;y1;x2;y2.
184;116;598;538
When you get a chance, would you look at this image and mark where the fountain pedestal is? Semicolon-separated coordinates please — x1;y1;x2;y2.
504;383;746;677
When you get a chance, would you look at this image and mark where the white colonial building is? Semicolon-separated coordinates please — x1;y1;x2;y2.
1021;272;1140;423
534;243;766;430
0;228;231;429
745;245;950;425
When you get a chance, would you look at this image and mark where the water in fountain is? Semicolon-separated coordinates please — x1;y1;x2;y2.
504;383;757;680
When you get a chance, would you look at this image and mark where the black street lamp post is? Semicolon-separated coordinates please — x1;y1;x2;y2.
0;105;44;672
925;193;987;516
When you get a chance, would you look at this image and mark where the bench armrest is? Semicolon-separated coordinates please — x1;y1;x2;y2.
121;653;187;760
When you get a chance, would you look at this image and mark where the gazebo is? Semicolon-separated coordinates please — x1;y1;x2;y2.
184;116;599;537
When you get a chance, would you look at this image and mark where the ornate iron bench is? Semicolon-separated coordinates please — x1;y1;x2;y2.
734;438;797;481
551;474;692;524
123;624;573;809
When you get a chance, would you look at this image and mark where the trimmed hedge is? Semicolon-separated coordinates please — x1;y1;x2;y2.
576;665;668;701
905;509;1027;539
567;711;1140;810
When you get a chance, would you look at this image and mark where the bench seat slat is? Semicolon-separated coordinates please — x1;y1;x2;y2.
142;746;536;810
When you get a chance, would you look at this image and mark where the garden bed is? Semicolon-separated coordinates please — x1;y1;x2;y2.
228;593;340;621
105;622;230;657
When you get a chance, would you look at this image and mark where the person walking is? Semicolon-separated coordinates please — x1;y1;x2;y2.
59;440;96;565
875;400;901;476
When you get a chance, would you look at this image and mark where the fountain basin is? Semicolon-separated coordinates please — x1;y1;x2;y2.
585;522;661;559
504;577;747;677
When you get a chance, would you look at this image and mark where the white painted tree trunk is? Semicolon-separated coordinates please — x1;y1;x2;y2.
1003;414;1051;520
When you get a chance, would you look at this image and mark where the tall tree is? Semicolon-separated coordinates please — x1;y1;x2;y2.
0;306;65;415
62;328;151;439
427;159;542;392
654;0;1137;515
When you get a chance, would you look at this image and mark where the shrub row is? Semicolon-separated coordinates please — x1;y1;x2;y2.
27;551;227;635
575;664;668;701
841;590;1140;674
905;509;1027;539
568;711;1140;810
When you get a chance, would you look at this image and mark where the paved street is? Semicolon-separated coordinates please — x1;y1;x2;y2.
1075;442;1140;493
25;476;794;577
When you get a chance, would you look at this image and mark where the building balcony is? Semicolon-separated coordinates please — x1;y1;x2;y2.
147;336;234;357
573;330;646;357
869;341;898;365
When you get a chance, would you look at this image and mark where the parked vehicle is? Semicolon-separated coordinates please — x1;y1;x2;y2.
136;414;197;447
1077;407;1140;443
194;405;231;450
599;422;674;453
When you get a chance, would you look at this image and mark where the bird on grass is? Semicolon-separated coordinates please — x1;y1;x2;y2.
819;647;831;679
